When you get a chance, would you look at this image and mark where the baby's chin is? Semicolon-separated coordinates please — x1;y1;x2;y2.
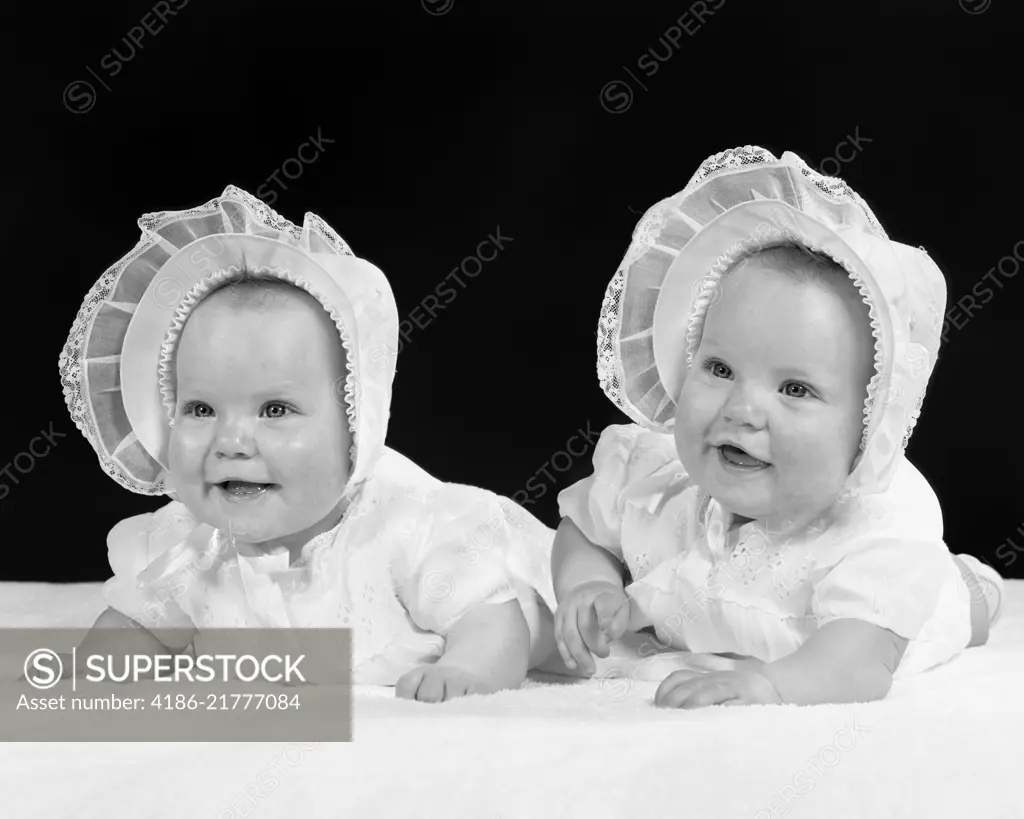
179;498;292;546
218;502;349;549
712;498;769;526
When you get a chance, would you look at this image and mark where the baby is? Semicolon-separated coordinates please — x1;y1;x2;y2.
59;186;557;702
552;146;1003;708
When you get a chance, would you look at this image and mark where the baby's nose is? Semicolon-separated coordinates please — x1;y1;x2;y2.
721;385;767;427
214;419;257;457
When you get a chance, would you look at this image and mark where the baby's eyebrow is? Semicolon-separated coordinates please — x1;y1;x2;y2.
778;367;828;385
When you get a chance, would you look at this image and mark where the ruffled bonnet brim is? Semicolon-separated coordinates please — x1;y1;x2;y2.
599;147;948;496
59;185;399;497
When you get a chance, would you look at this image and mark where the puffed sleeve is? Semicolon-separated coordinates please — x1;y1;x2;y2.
811;534;952;639
393;487;519;637
102;501;199;635
556;423;670;559
811;457;952;639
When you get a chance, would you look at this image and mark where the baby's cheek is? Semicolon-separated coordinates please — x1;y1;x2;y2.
284;434;350;490
777;428;846;500
675;386;713;440
167;427;208;476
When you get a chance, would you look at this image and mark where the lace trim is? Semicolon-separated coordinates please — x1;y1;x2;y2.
59;184;361;497
138;185;355;258
598;146;778;429
58;243;171;495
597;145;919;471
596;267;638;423
795;165;888;240
686;145;776;187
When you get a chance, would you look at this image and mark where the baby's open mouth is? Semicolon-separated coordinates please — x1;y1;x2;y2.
215;480;277;498
718;444;770;469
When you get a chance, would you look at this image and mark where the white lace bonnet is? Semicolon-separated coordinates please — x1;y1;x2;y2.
59;185;399;498
598;146;948;495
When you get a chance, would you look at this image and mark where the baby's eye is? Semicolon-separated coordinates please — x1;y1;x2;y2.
261;402;294;419
182;401;214;418
781;382;810;399
702;359;732;379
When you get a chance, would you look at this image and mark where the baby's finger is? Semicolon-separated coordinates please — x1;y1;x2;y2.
654;678;704;709
578;600;609;660
680;678;741;709
598;595;632;642
657;676;737;709
395;668;425;700
415;670;447;704
559;607;594;675
442;679;469;702
653;669;702;707
553;606;578;670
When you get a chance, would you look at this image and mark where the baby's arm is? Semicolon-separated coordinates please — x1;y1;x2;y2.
759;619;907;705
655;619;907;708
551;517;625;601
396;600;529;702
72;503;200;677
63;608;195;677
551;518;633;675
86;607;195;654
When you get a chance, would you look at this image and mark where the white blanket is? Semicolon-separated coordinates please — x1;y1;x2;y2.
1;581;1021;819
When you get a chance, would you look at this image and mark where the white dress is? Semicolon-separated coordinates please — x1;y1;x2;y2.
104;448;557;684
558;424;973;678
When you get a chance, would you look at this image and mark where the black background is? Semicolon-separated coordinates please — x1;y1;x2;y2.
5;0;1022;582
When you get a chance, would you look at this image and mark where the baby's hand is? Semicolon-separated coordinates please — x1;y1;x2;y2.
554;580;633;676
654;668;782;709
395;663;493;703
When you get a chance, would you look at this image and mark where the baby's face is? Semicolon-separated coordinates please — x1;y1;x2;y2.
673;257;875;527
168;287;352;547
